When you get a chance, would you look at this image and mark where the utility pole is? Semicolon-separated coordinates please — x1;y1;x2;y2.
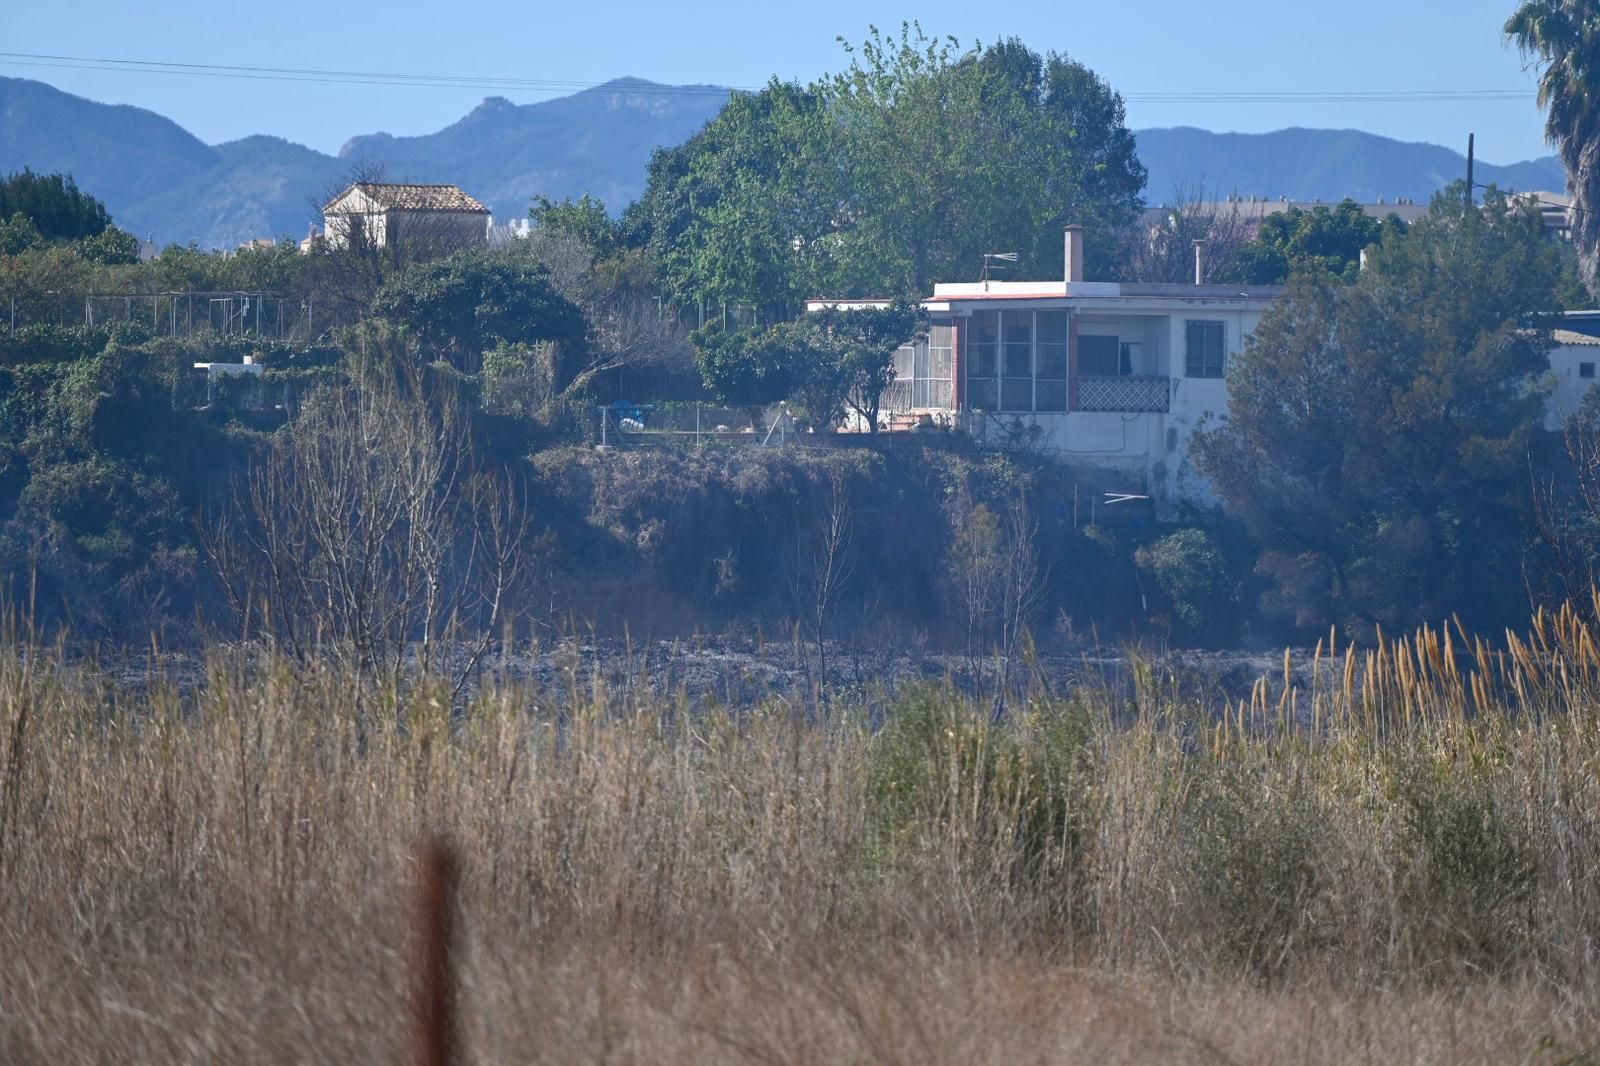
1466;133;1475;204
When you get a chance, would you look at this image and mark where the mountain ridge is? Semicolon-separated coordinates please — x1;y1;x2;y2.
1135;125;1564;204
0;76;1568;249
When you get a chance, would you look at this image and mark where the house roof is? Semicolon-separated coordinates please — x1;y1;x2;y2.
924;280;1285;307
1140;199;1434;229
325;182;490;214
1553;329;1600;348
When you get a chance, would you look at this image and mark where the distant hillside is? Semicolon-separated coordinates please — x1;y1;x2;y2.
0;77;216;223
0;76;729;248
338;78;732;223
1138;127;1565;204
0;76;1569;248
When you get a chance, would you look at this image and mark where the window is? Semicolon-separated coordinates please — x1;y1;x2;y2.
1002;310;1032;378
1000;311;1033;411
927;325;954;408
1036;311;1069;412
1079;335;1120;377
969;311;998;379
890;343;916;411
1186;320;1226;378
1582;362;1596;380
967;312;999;410
887;325;955;411
919;324;954;408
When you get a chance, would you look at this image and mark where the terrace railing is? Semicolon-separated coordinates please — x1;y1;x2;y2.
1076;375;1172;413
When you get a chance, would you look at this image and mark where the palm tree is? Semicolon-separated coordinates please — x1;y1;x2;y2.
1507;0;1600;291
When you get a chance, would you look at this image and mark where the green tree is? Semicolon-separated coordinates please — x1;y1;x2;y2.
808;300;926;434
1135;528;1241;643
693;301;923;434
371;247;586;374
1227;201;1404;285
1506;0;1600;292
78;225;140;266
826;30;1143;295
530;194;627;259
637;81;838;315
0;213;43;256
1194;186;1577;633
636;29;1145;310
0;170;113;242
693;322;822;426
526;195;696;399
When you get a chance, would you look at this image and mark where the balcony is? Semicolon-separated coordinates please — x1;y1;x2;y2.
1076;375;1172;413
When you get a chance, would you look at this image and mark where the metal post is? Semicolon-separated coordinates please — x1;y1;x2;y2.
695;402;701;447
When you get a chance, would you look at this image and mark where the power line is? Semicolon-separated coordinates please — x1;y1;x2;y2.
0;52;749;95
0;51;1536;103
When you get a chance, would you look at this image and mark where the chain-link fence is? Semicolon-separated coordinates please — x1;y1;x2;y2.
4;291;316;342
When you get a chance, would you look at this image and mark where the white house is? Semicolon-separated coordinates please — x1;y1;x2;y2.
817;226;1600;513
1545;311;1600;429
321;182;490;252
813;227;1283;512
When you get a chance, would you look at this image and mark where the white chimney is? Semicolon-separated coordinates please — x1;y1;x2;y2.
1064;225;1085;284
1193;239;1206;285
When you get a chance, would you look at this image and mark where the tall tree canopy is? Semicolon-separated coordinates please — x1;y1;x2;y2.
1228;200;1406;285
635;27;1145;313
0;170;113;242
694;300;924;432
372;247;586;374
1507;0;1600;292
1194;186;1580;634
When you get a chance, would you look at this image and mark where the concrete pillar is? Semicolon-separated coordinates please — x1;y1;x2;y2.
1064;225;1085;284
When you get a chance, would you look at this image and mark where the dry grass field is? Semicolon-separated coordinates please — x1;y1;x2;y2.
6;606;1600;1063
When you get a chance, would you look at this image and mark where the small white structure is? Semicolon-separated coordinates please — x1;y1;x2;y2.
1545;314;1600;429
322;182;490;252
489;218;535;244
193;354;265;409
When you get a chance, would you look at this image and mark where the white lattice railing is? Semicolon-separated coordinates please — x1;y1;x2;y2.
1076;375;1172;413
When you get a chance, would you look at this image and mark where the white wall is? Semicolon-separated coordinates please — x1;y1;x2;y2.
1545;342;1600;429
958;299;1590;517
322;210;486;250
1000;306;1261;514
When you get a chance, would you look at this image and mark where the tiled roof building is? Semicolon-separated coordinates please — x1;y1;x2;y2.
322;182;490;252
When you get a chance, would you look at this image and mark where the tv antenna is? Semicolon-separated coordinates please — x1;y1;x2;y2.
981;251;1018;284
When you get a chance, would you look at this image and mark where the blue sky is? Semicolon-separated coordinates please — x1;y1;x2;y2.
2;0;1555;163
